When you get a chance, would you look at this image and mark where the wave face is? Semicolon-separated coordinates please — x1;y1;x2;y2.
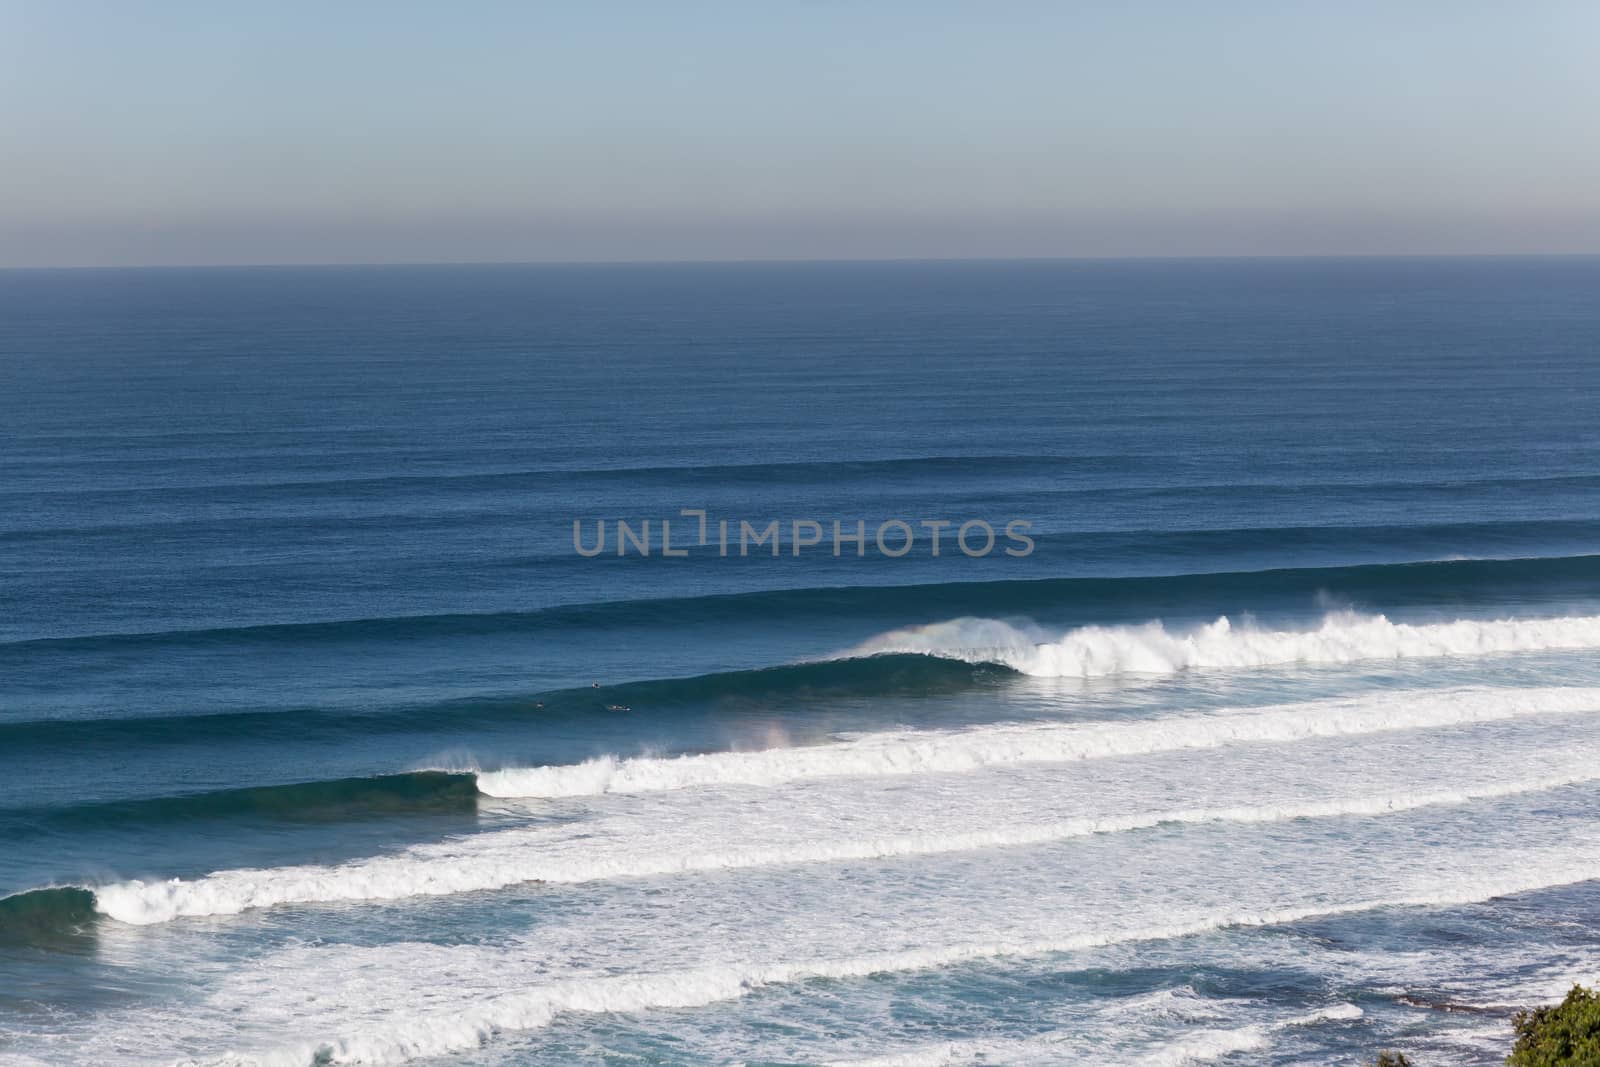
90;768;1600;925
11;552;1600;654
477;685;1600;798
0;886;97;949
0;772;477;841
9;559;1600;769
84;684;1600;927
13;261;1600;1067
842;610;1600;678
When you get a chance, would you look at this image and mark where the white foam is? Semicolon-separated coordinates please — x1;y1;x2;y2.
1137;1026;1271;1066
477;686;1600;798
199;854;1587;1067
1134;1006;1361;1067
96;764;1600;925
842;610;1600;678
823;1043;1006;1067
819;1003;1361;1066
821;1032;1111;1067
1287;1003;1365;1025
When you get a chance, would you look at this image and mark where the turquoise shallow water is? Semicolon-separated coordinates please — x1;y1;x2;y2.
3;258;1600;1065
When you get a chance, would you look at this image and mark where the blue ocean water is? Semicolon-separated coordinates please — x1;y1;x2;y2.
2;257;1600;1065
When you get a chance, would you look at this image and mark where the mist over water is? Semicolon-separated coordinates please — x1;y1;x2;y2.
3;259;1600;1065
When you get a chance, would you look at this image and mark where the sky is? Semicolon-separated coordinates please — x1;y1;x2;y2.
2;0;1598;267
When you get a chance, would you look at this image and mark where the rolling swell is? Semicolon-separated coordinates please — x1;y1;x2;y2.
0;773;476;946
8;552;1600;654
0;771;478;842
0;772;468;946
12;595;1600;756
572;653;1000;705
10;582;1600;757
92;767;1600;925
0;656;997;755
477;686;1600;798
0;886;98;949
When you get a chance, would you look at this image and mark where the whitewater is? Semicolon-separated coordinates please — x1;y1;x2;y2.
841;610;1600;678
91;685;1600;923
94;767;1600;925
476;684;1600;798
175;841;1600;1067
12;260;1600;1067
820;1003;1367;1067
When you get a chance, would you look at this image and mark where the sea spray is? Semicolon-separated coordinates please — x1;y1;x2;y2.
190;854;1600;1066
477;685;1600;798
842;610;1600;678
96;761;1600;924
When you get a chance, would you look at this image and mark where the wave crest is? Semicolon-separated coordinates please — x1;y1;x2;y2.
841;610;1600;678
188;856;1600;1066
92;765;1600;925
478;686;1600;798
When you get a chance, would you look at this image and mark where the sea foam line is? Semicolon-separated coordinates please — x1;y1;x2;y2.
842;610;1600;678
476;686;1600;798
820;1003;1363;1067
96;765;1600;925
193;861;1600;1067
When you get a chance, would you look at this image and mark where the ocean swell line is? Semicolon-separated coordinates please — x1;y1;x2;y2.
93;762;1600;925
842;609;1600;679
477;686;1600;798
193;859;1600;1067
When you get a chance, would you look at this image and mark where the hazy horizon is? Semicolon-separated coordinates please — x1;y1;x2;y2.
10;251;1600;275
4;0;1598;268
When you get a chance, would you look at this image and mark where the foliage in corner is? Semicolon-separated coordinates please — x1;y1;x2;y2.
1508;985;1600;1067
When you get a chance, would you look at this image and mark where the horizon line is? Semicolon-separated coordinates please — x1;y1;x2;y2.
5;251;1600;273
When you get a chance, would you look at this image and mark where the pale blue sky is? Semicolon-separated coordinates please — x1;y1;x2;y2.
2;1;1598;266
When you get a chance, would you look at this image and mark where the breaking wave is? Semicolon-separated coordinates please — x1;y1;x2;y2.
188;859;1600;1066
0;771;477;841
0;886;98;949
91;765;1600;925
477;686;1600;798
841;610;1600;678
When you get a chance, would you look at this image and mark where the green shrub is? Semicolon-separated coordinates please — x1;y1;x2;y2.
1508;985;1600;1067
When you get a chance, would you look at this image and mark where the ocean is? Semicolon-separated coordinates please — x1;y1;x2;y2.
2;256;1599;1066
